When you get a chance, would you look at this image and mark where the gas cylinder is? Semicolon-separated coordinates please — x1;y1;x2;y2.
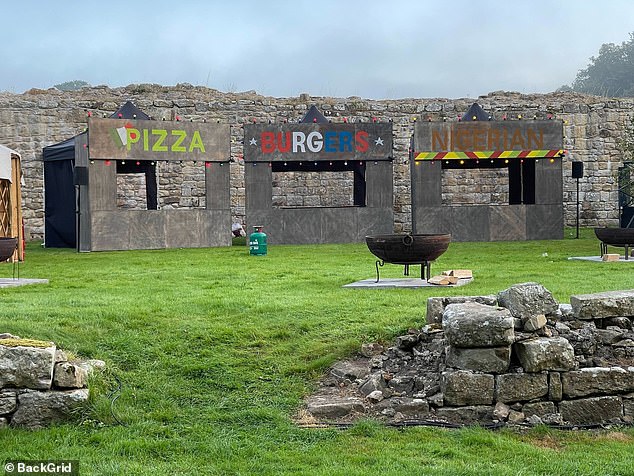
249;226;267;256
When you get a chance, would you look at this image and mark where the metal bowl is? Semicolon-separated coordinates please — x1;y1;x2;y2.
594;227;634;246
365;234;451;264
0;237;17;262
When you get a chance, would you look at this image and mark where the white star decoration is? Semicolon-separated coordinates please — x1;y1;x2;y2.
375;137;384;146
249;137;257;146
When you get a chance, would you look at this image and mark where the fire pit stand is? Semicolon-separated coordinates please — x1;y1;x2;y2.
374;259;433;283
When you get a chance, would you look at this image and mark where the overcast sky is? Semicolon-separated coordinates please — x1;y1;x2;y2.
1;1;632;99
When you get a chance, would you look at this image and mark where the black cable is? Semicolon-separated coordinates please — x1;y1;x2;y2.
106;373;126;426
299;419;634;431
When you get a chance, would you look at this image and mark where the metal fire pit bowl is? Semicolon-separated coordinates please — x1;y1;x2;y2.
365;233;451;282
0;237;17;262
594;227;634;260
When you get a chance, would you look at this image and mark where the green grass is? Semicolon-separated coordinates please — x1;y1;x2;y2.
1;228;634;475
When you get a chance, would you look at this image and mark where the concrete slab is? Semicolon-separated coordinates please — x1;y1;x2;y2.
343;277;473;289
0;278;49;288
568;256;634;263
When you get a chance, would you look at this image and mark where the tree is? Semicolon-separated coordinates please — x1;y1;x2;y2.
569;33;634;97
53;80;90;91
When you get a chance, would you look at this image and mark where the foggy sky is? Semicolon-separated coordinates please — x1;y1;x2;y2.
2;0;632;99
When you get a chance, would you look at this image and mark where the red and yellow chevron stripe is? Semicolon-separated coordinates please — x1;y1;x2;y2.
414;150;565;160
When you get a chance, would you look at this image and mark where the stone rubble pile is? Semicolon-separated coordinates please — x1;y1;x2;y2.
0;334;104;429
305;283;634;426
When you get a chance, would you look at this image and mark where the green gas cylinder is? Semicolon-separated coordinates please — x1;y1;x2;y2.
249;226;267;256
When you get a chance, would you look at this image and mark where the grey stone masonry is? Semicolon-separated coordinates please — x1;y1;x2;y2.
10;389;90;430
0;342;56;390
1;87;632;240
443;302;514;348
515;337;576;372
495;373;549;403
498;282;559;320
426;295;498;325
561;367;634;398
559;396;623;425
305;283;634;427
0;337;103;429
445;346;511;374
441;370;494;406
570;290;634;320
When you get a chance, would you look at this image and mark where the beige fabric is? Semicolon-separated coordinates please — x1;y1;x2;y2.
0;144;19;182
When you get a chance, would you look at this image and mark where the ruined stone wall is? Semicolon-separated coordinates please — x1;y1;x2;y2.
0;84;631;240
0;334;101;429
306;284;634;427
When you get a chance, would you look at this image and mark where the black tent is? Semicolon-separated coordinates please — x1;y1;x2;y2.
43;101;154;248
461;103;491;122
300;105;328;123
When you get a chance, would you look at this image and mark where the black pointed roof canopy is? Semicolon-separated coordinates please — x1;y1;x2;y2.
110;100;151;120
301;105;328;124
461;103;491;122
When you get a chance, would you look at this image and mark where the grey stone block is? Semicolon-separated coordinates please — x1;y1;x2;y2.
559;396;623;425
570;290;634;320
306;396;365;419
514;337;576;372
443;302;514;348
0;342;56;390
11;389;89;429
562;367;634;399
495;373;549;403
441;370;494;406
522;401;556;418
498;282;559;319
435;405;494;424
445;346;511;374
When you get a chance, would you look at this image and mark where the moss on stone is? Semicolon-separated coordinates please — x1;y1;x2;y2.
0;338;54;349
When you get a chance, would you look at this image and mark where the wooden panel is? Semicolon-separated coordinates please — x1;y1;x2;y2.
88;118;230;162
490;205;527;241
411;159;442;208
89;161;116;211
243;123;392;162
414;120;563;152
365;161;393;208
450;206;490;242
205;162;230;210
535;159;563;205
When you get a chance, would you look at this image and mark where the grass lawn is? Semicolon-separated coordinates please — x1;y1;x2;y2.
1;228;634;475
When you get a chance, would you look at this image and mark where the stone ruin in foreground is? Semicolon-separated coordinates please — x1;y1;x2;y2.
304;283;634;427
0;335;104;429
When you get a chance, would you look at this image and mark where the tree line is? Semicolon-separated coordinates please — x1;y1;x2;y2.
559;32;634;97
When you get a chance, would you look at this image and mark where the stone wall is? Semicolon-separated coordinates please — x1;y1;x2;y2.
0;85;632;240
306;284;634;427
0;334;101;429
